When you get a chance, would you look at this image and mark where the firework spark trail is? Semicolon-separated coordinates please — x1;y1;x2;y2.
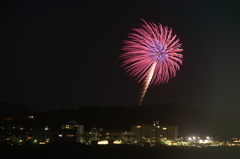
120;19;183;106
138;61;156;106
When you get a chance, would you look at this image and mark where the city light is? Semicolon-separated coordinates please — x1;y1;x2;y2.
98;140;108;145
113;140;122;144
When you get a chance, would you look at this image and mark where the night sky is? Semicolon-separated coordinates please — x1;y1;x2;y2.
1;0;240;114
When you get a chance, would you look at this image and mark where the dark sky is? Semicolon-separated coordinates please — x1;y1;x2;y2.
1;0;240;114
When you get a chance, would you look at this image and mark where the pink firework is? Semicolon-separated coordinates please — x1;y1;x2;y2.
120;19;183;106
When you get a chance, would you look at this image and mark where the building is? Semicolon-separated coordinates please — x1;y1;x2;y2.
61;120;84;142
131;121;178;144
83;127;134;145
29;126;76;144
83;127;98;143
98;130;133;143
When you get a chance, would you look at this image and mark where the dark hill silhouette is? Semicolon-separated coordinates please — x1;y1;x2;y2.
0;102;36;118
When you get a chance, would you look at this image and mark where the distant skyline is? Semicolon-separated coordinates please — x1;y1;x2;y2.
1;0;240;114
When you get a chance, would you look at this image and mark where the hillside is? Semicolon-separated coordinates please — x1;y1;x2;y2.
0;102;36;118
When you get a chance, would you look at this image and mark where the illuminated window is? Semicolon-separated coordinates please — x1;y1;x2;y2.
27;137;32;139
136;126;141;128
65;125;70;129
59;134;62;137
106;133;110;135
28;116;34;118
157;126;160;128
163;127;167;130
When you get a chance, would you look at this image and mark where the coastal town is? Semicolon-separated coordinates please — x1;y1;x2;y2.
1;115;239;147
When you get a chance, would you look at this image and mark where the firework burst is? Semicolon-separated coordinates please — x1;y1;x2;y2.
120;19;183;106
